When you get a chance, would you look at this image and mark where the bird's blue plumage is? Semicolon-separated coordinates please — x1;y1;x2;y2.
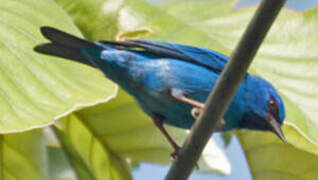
93;47;239;129
35;27;286;141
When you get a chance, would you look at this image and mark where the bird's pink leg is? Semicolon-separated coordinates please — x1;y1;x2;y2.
171;93;205;109
171;89;205;117
153;117;180;160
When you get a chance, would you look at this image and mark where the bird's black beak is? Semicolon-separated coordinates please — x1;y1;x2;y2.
267;112;286;143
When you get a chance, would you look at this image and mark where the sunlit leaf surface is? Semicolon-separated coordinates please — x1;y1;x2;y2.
0;0;116;133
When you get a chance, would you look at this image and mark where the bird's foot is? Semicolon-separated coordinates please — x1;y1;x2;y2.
153;117;183;160
191;107;202;119
170;146;181;160
191;107;226;131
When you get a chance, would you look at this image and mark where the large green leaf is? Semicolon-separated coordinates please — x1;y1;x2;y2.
54;115;132;180
0;130;47;179
237;129;318;179
0;0;116;133
54;0;120;40
55;0;229;52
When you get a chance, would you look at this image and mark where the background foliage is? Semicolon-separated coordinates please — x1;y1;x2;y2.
0;0;317;179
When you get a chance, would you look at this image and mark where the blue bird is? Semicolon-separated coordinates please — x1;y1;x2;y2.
35;27;286;158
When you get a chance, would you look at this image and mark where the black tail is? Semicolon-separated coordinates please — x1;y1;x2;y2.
34;26;102;66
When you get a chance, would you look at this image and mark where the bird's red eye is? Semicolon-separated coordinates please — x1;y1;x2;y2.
269;99;278;109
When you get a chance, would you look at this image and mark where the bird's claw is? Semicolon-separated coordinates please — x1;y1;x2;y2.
191;107;226;131
170;151;179;160
170;146;181;160
169;147;200;170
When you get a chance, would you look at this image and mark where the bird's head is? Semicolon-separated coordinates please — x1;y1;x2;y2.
240;75;286;142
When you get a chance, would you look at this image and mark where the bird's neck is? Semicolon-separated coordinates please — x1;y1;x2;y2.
222;75;250;131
